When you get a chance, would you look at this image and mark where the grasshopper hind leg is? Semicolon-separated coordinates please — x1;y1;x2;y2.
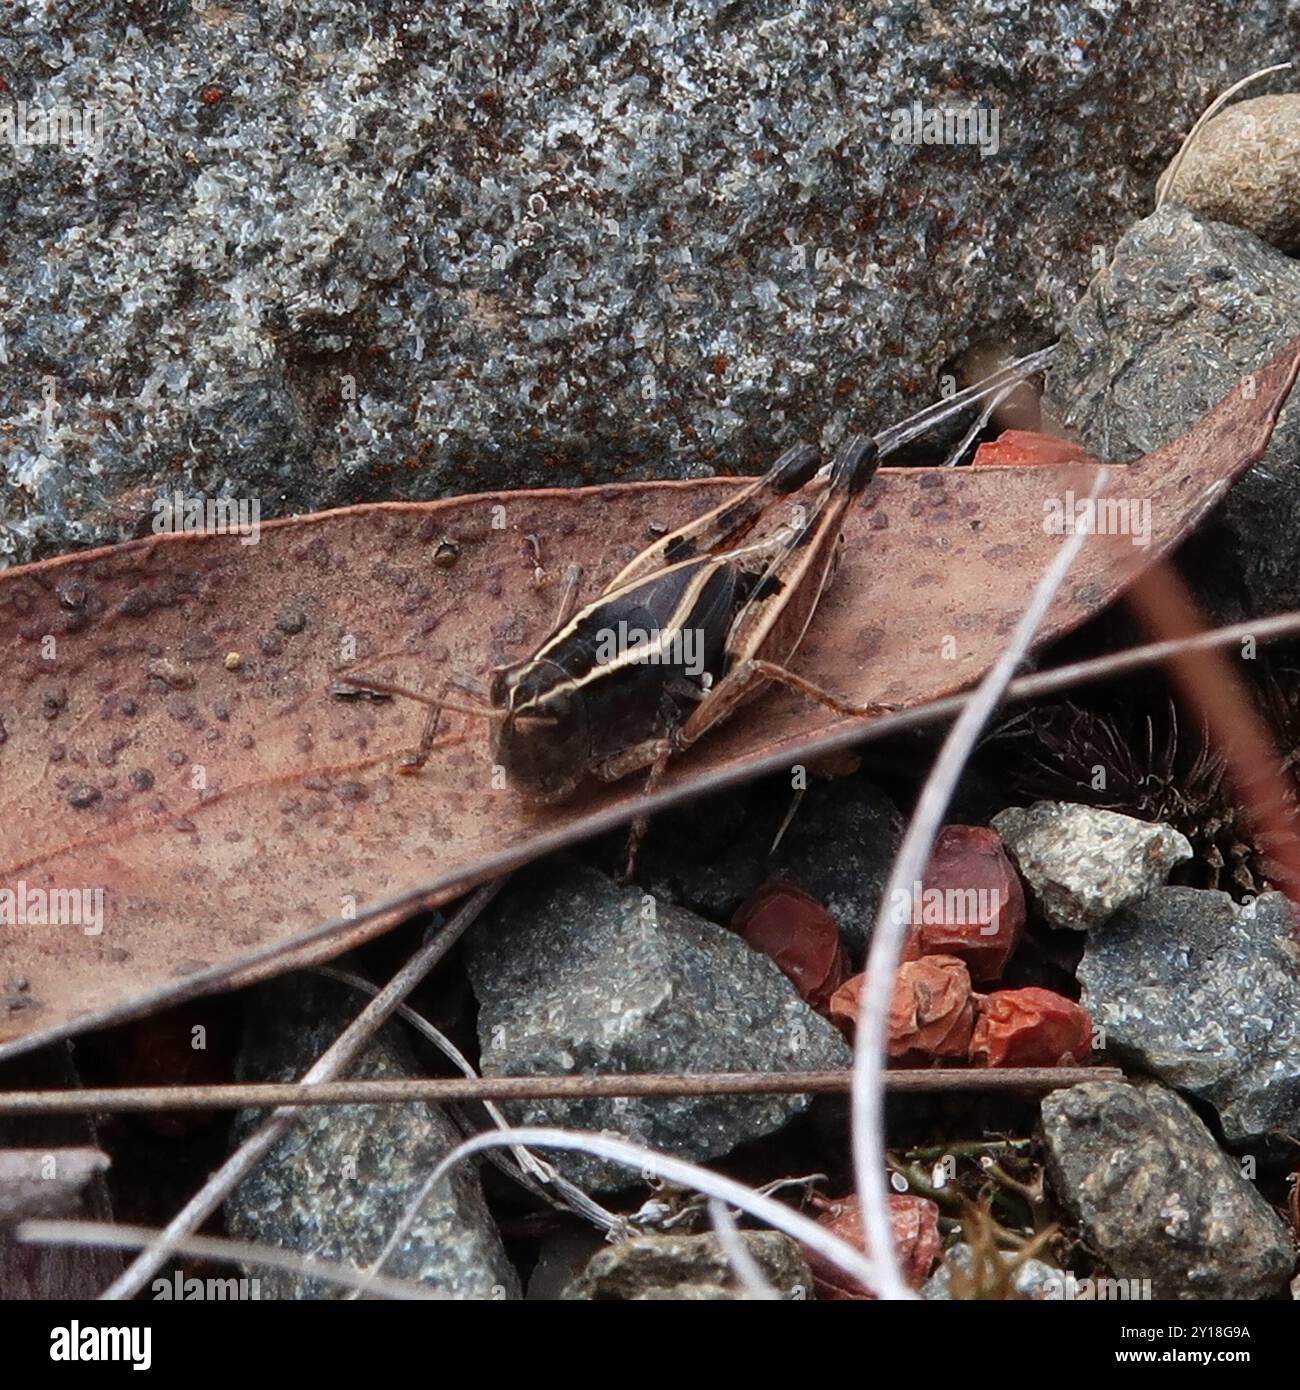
607;441;820;590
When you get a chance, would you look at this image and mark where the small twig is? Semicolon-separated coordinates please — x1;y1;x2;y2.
940;379;1019;468
425;1125;883;1296
0;1067;1122;1116
20;1220;440;1301
314;965;624;1240
902;1138;1033;1162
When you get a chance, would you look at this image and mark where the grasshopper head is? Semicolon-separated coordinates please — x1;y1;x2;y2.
489;658;590;801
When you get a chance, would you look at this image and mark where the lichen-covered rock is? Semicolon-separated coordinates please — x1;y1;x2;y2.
1044;205;1300;621
1040;1081;1293;1300
1079;887;1300;1145
1157;94;1300;254
563;1231;812;1300
463;864;850;1190
991;802;1191;932
226;975;519;1300
642;775;901;963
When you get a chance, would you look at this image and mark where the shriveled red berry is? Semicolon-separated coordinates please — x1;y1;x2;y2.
804;1193;941;1299
970;986;1093;1067
732;879;848;1013
913;824;1026;981
830;954;975;1063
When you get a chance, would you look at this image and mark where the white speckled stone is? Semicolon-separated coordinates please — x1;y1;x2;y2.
992;801;1191;932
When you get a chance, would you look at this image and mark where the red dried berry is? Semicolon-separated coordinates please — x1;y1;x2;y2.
829;955;975;1063
804;1193;941;1299
973;429;1090;467
887;955;974;1063
732;879;848;1013
969;987;1093;1067
912;824;1026;981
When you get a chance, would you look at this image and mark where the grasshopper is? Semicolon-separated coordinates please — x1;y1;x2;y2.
338;350;1054;861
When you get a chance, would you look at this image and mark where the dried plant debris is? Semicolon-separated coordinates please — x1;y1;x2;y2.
1012;665;1300;896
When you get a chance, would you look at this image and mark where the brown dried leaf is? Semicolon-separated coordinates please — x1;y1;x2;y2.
1;339;1298;1057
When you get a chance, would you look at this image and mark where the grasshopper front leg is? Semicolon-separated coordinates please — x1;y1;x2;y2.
614;661;896;879
590;736;677;881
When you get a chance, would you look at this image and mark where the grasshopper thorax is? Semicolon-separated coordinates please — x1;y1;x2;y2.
489;657;591;801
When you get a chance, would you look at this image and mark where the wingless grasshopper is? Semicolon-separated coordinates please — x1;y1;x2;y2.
338;351;1054;866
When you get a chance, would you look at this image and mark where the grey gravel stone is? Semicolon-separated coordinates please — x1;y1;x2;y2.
639;789;775;927
767;776;903;963
463;864;850;1191
992;801;1191;932
3;3;1297;566
921;1242;1066;1301
1158;95;1300;255
642;775;901;960
225;975;519;1300
1079;887;1300;1146
1040;1080;1293;1300
1044;205;1300;621
563;1230;812;1300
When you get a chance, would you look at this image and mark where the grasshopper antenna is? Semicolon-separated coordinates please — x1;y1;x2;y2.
333;674;506;721
811;344;1058;479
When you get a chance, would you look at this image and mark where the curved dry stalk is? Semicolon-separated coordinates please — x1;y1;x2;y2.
867;345;1058;463
422;1125;882;1294
21;1219;441;1301
940;379;1020;468
707;1198;783;1301
850;467;1110;1299
1155;62;1294;208
315;966;625;1242
98;879;505;1301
